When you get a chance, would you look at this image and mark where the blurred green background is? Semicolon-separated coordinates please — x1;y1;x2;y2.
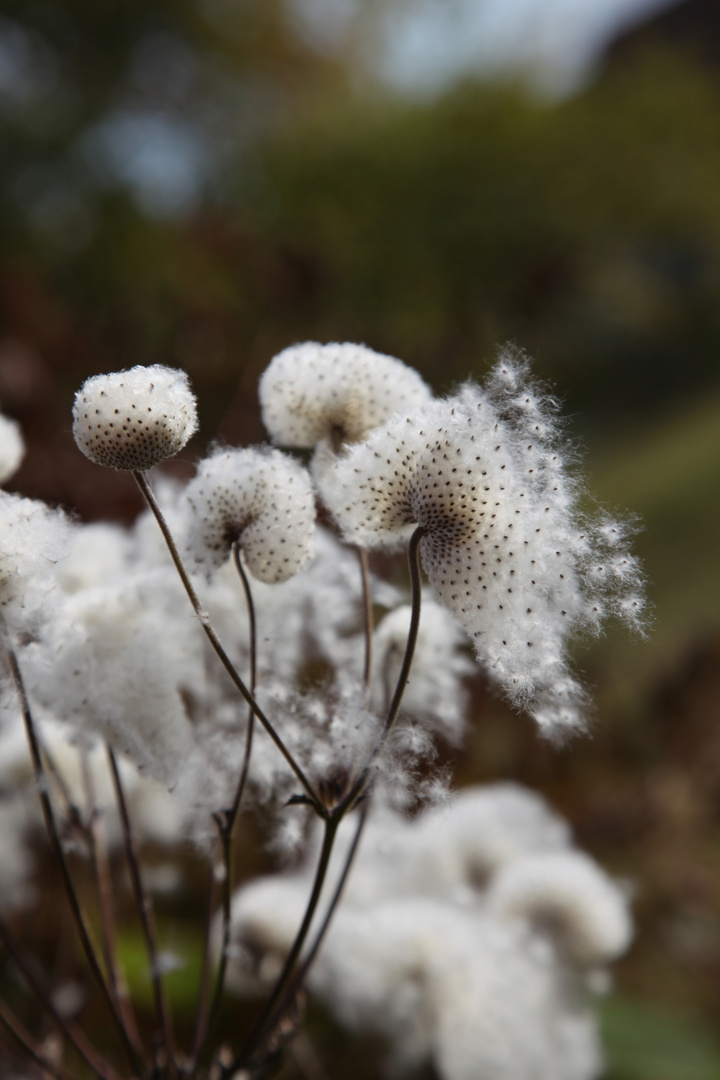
1;0;719;1076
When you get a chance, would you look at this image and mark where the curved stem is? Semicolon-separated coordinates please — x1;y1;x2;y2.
186;854;219;1073
38;739;82;827
81;752;144;1060
355;547;373;705
0;998;74;1080
0;918;122;1080
107;747;177;1076
1;635;146;1080
340;526;426;813
265;805;369;1043
228;544;257;827
382;525;425;738
133;470;321;813
220;817;340;1078
187;545;257;1074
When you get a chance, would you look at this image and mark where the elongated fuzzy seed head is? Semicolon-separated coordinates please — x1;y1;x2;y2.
320;349;645;735
73;365;198;470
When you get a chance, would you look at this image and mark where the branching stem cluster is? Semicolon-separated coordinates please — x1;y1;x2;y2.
0;471;426;1080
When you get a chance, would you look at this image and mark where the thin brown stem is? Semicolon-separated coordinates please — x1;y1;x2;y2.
264;805;369;1047
186;545;257;1074
0;918;122;1080
81;752;144;1059
219;817;340;1079
0;1033;59;1080
228;543;257;828
186;823;230;1078
186;854;219;1070
356;547;373;704
132;470;321;813
0;1039;46;1080
382;526;425;738
233;543;258;692
106;746;177;1076
1;636;146;1080
340;526;426;813
0;997;74;1080
37;740;83;830
288;806;367;987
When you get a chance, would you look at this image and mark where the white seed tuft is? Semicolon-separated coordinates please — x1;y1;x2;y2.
320;349;645;736
185;446;316;583
72;365;198;471
226;786;630;1080
487;851;633;966
0;491;72;633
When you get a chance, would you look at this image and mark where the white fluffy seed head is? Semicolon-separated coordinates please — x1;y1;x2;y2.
226;788;624;1080
259;341;432;450
72;365;198;471
185;446;316;583
487;851;633;966
320;349;645;736
0;414;24;485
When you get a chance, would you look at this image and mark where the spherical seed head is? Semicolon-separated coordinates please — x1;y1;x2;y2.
259;341;432;449
185;446;316;583
73;365;198;471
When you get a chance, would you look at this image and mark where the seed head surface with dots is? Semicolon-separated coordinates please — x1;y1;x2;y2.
72;365;198;471
259;341;432;449
185;446;316;583
320;350;645;736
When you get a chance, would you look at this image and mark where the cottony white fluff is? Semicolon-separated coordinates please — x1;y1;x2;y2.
245;684;442;818
259;341;432;451
328;784;572;908
22;571;201;788
232;892;600;1080
0;492;72;634
72;365;198;471
185;446;316;582
0;413;24;485
248;784;572;915
429;913;601;1080
53;521;137;595
425;784;572;886
321;349;645;736
372;597;473;745
0;708;196;872
486;850;633;965
226;786;630;1080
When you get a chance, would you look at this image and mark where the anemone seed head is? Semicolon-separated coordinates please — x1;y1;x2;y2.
72;365;198;471
184;446;316;583
258;341;432;450
320;349;645;736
